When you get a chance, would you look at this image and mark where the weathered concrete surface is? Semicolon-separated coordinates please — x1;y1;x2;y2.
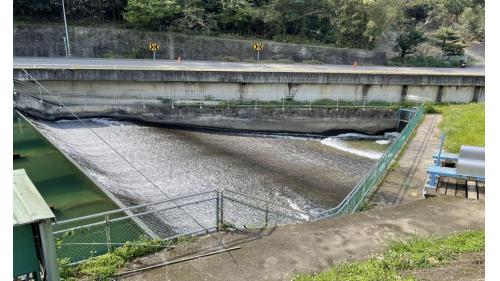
13;57;484;87
371;114;443;206
118;196;484;281
13;23;387;65
15;93;399;135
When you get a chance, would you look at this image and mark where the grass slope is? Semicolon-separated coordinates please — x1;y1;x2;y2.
294;230;484;281
426;103;485;153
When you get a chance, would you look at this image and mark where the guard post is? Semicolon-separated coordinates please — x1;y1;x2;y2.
148;42;160;60
252;42;264;62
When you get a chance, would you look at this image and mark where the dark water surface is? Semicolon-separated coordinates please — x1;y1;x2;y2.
13;114;118;221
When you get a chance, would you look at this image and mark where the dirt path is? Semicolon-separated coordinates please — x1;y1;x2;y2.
371;114;443;207
118;197;483;281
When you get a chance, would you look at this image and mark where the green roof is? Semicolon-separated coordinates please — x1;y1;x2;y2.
13;169;54;226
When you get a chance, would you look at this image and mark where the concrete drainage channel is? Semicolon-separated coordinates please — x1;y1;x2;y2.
50;103;424;264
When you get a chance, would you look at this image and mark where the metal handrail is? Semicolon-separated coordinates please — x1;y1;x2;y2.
54;189;217;226
222;196;310;222
53;196;217;235
222;189;311;218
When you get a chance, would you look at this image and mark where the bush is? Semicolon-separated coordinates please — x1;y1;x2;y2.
59;236;180;280
78;253;125;279
388;55;463;68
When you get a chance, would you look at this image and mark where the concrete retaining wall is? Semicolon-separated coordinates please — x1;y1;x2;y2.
13;23;387;65
15;80;482;104
15;92;399;135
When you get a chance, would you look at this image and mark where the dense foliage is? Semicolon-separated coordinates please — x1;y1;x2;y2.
14;0;484;50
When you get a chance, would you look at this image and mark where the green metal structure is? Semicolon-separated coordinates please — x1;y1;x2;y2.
13;169;60;281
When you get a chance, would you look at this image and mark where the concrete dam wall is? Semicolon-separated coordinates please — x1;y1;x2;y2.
14;92;399;135
13;58;483;134
13;23;387;65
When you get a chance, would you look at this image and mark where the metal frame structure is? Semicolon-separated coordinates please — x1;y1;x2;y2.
425;137;485;191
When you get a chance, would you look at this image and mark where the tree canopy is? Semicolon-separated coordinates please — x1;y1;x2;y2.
14;0;485;49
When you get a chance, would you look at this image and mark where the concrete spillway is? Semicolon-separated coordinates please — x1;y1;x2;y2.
29;117;382;216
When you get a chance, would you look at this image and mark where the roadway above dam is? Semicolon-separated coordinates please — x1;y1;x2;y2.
14;57;484;86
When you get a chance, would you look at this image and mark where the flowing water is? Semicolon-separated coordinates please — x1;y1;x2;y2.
16;114;395;261
28;118;393;216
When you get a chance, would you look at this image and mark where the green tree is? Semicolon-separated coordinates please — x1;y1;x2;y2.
214;0;254;34
262;0;331;42
432;26;460;49
392;26;425;58
436;0;472;22
329;0;371;48
442;42;465;56
363;0;405;45
459;6;484;41
124;0;182;28
432;26;465;56
14;0;59;18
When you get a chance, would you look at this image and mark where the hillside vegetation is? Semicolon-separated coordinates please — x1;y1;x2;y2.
15;0;484;54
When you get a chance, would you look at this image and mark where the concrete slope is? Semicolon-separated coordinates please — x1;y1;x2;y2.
120;196;484;281
371;114;443;206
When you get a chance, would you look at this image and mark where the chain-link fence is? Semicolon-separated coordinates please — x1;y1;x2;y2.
53;190;219;263
315;102;425;218
221;189;311;229
53;189;311;263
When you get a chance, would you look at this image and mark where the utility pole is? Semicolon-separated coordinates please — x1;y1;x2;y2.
61;0;71;57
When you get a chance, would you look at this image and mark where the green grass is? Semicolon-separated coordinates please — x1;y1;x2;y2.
294;230;484;281
59;235;197;280
426;103;485;153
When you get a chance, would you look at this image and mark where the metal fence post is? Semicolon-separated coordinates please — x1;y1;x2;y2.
105;215;112;253
39;87;43;103
220;189;224;228
264;202;269;227
216;190;220;231
83;90;87;111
